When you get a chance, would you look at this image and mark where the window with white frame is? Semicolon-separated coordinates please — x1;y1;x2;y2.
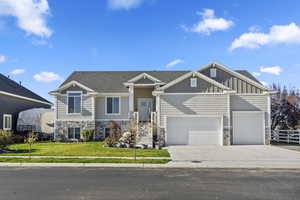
210;68;217;78
106;97;120;114
68;127;81;139
190;78;197;88
68;92;82;114
3;114;12;131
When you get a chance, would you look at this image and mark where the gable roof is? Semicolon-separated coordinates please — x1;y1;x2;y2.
0;73;51;105
60;71;189;93
157;71;231;91
198;62;269;90
57;65;265;93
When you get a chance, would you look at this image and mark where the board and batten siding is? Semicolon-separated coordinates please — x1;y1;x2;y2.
230;94;270;127
95;96;129;120
56;94;93;120
159;94;229;127
200;67;264;94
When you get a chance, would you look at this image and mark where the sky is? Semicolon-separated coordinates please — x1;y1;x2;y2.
0;0;300;102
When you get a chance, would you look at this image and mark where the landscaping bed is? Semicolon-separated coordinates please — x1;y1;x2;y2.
2;142;170;157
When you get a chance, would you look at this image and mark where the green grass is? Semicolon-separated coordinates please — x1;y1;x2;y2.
3;142;170;157
0;157;171;164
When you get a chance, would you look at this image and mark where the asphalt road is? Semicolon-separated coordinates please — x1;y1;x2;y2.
0;168;299;200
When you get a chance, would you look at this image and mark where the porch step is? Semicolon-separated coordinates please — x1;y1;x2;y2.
136;122;153;148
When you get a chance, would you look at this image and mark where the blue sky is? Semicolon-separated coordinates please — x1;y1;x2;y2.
0;0;300;102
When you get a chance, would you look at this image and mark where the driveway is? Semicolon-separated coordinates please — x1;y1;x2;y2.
167;145;300;168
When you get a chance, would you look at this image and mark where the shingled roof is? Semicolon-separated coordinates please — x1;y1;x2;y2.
0;73;51;104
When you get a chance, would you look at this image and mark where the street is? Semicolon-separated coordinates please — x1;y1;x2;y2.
0;168;299;200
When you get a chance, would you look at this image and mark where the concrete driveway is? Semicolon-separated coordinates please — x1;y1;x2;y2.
167;145;300;168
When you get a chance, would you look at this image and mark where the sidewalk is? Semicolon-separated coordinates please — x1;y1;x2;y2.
1;160;300;169
0;155;170;160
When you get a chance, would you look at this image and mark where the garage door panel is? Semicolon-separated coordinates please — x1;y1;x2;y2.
166;116;222;146
233;112;265;145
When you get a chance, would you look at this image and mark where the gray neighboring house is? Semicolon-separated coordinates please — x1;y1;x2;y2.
50;62;276;146
0;73;52;132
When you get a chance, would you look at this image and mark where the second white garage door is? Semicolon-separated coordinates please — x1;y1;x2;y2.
233;111;265;145
166;116;223;146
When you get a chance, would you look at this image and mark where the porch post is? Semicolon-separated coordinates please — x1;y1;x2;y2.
129;84;134;113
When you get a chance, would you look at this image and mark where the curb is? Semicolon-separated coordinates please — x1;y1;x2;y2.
0;156;170;160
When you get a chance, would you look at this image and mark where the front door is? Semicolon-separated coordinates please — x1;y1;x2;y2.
138;98;153;121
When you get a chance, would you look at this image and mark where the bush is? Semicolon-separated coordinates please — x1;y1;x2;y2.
81;129;95;142
0;130;13;149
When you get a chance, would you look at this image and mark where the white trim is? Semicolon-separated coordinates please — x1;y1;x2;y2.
235;93;268;96
232;111;266;145
95;93;129;97
157;71;231;91
105;96;121;115
164;115;224;146
0;91;52;106
128;85;134;113
197;62;269;91
66;91;82;115
3;114;12;131
56;80;94;92
127;73;163;83
161;92;225;95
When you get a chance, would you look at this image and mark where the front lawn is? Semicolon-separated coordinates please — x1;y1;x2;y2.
0;157;171;164
3;142;170;157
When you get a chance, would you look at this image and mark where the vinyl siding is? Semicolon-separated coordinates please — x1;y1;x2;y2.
200;67;264;93
230;94;270;127
95;96;129;120
56;94;93;120
159;94;229;127
165;76;223;93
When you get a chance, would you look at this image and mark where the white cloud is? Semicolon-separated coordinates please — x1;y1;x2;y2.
186;9;234;35
0;0;52;38
108;0;143;10
260;66;282;75
230;23;300;50
252;72;261;77
11;69;25;75
248;25;260;32
260;81;268;87
33;72;61;83
0;55;5;63
166;59;184;68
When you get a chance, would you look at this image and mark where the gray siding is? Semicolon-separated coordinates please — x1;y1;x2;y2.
0;94;50;131
165;76;223;93
201;67;264;93
56;94;93;120
230;94;270;127
95;96;129;120
159;94;229;127
60;86;87;94
134;78;155;84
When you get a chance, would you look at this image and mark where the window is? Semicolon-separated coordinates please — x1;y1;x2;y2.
68;128;81;139
104;128;110;138
190;78;197;88
3;114;12;131
68;92;82;114
210;68;217;78
106;97;120;114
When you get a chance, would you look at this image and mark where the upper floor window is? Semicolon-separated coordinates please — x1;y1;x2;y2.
3;114;12;131
68;92;82;114
190;78;197;88
106;97;120;114
210;68;217;78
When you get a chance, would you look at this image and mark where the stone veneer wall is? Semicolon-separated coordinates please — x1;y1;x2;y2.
95;120;130;140
55;120;96;140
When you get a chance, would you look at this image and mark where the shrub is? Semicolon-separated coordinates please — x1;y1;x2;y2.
0;130;12;149
81;129;95;142
25;132;38;159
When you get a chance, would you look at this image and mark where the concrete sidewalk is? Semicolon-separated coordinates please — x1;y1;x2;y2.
0;155;170;160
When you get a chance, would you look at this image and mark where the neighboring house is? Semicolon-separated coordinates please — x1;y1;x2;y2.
50;62;276;146
0;73;52;132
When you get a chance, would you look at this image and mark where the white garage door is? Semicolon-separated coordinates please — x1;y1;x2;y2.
166;116;223;145
233;111;265;145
